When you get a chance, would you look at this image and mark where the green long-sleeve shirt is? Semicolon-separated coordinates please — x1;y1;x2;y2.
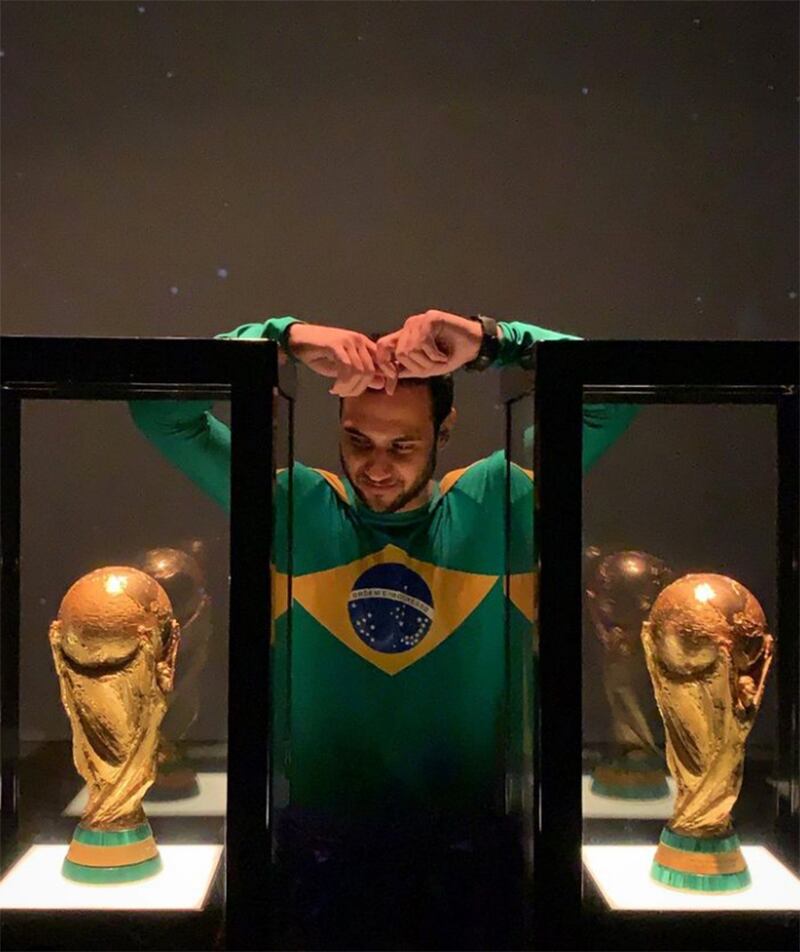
130;317;636;820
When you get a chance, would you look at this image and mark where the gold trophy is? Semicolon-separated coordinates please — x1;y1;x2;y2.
49;566;180;883
586;549;674;799
137;546;210;799
641;573;774;892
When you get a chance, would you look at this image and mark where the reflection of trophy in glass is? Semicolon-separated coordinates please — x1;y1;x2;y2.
641;574;774;892
49;567;180;883
137;546;211;800
586;549;674;799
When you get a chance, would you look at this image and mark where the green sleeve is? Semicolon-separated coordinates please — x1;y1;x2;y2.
215;315;304;355
129;397;233;510
495;319;638;472
456;321;638;503
495;318;581;364
128;316;304;511
576;403;639;471
518;401;638;472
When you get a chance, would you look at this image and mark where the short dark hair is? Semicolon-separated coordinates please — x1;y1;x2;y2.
397;373;455;434
368;330;454;432
339;374;455;436
337;331;455;433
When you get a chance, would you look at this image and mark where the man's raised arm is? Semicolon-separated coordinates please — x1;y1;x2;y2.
379;309;638;472
129;316;398;510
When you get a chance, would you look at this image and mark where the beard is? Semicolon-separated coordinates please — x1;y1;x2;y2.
340;443;438;513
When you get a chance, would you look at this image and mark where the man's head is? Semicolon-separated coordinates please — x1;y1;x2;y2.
339;370;456;514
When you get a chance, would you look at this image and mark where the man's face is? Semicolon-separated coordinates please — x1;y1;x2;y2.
339;385;444;514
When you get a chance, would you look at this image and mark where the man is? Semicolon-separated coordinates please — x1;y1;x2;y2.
130;309;636;949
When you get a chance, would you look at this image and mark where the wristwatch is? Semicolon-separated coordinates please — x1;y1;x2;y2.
463;314;500;372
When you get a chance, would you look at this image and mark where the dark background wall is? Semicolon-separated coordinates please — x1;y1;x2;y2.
2;1;796;743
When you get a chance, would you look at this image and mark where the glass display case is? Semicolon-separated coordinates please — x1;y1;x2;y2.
0;336;292;951
256;360;532;950
503;340;799;950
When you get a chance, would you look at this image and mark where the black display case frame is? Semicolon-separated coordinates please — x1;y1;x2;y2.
1;335;294;951
502;339;799;951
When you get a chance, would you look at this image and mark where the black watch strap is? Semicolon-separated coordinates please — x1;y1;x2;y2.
463;314;500;371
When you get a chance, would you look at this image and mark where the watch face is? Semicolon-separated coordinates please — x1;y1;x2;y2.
465;315;499;371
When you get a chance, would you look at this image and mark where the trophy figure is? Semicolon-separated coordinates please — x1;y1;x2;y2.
641;574;774;892
137;546;211;799
586;549;674;799
49;567;180;883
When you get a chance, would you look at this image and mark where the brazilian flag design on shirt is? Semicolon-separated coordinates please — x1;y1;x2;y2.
266;456;538;816
130;316;637;818
293;542;496;675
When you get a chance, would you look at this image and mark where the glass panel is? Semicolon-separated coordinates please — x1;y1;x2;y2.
3;397;231;942
506;393;537;885
580;402;800;912
266;377;526;949
269;380;293;893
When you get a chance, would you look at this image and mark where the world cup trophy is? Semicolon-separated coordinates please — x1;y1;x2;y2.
49;567;180;883
585;549;674;799
641;573;774;892
137;546;211;799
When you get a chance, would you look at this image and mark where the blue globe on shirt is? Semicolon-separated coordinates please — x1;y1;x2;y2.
348;563;434;654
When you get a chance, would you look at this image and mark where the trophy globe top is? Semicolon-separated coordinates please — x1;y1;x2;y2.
57;566;174;667
647;573;770;681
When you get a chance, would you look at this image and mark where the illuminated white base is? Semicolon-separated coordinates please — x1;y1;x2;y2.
0;844;222;910
63;772;227;818
583;845;800;910
582;774;676;819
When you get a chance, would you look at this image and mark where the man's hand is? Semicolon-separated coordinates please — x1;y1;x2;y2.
287;324;398;396
376;310;484;392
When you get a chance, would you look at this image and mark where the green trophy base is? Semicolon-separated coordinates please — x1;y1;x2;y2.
651;827;751;893
62;821;163;884
591;754;670;800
